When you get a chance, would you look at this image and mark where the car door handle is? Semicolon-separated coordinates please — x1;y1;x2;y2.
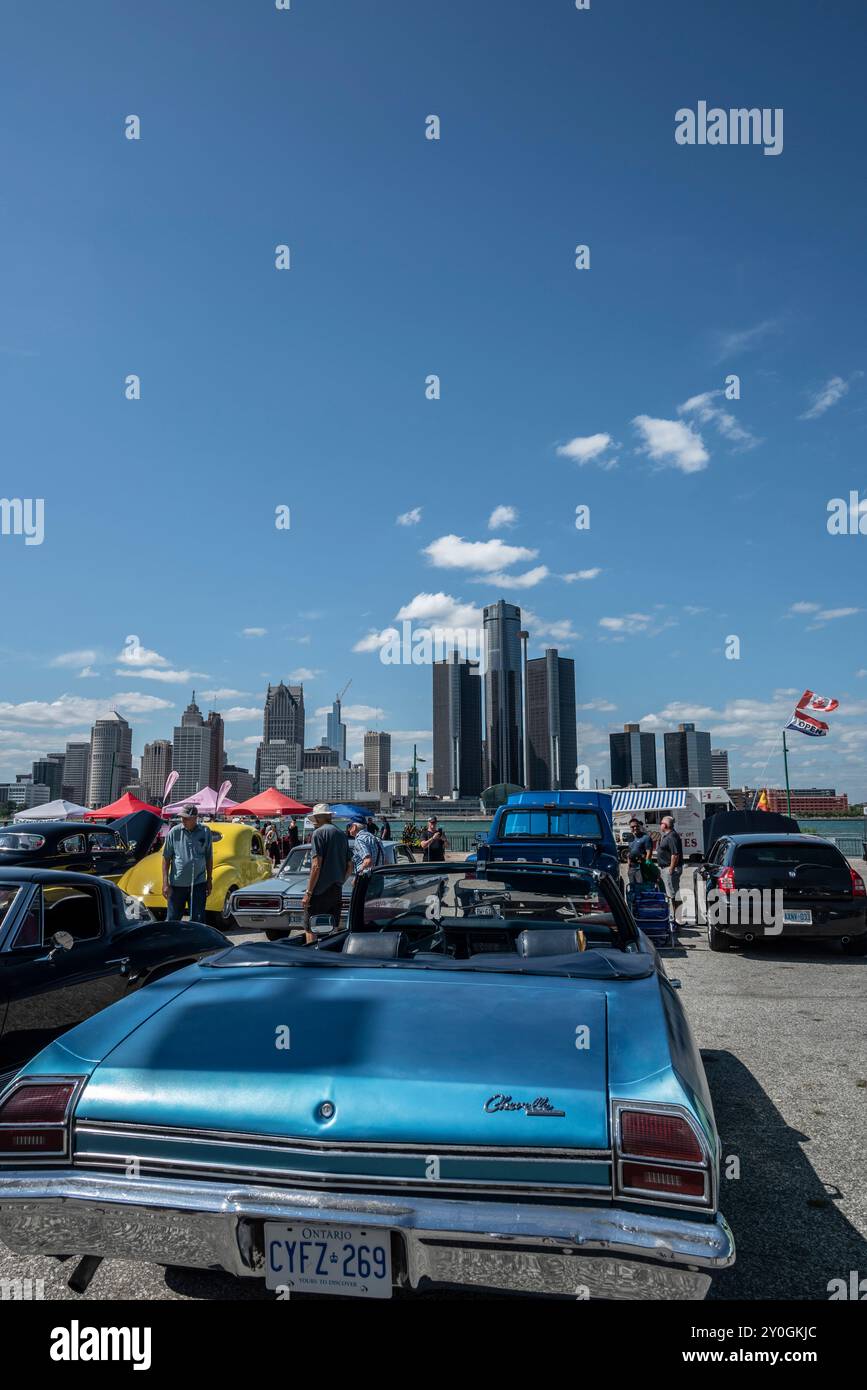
108;956;131;975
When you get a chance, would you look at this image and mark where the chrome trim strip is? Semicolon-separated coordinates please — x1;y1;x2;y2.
71;1151;612;1200
74;1120;611;1163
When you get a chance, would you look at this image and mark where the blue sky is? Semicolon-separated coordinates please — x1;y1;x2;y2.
2;0;866;799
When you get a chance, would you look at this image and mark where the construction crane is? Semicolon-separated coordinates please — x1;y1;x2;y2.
336;679;352;706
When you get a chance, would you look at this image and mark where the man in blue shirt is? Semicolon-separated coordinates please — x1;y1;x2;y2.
626;817;653;886
348;821;385;872
162;805;213;923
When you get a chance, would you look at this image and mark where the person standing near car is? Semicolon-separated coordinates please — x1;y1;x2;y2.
380;816;391;841
626;817;653;886
348;820;385;873
420;816;447;862
162;805;213;923
300;804;351;944
656;815;683;909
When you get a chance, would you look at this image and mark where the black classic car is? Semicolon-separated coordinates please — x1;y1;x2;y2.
0;867;226;1081
0;810;161;882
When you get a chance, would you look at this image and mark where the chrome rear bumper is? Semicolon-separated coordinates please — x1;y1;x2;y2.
0;1170;734;1299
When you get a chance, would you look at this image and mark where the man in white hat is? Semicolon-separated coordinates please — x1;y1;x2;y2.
300;804;351;943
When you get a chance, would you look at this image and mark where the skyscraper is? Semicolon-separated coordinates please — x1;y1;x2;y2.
207;710;225;791
325;696;348;767
87;712;133;806
664;723;713;787
711;749;730;788
63;741;91;805
609;724;658;788
363;731;391;794
525;649;577;791
172;695;212;802
433;651;483;798
141;739;172;804
483;600;523;788
32;755;65;801
257;682;305;794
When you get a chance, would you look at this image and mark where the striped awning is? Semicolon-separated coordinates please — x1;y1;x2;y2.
611;789;689;812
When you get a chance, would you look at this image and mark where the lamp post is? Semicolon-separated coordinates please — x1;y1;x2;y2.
518;630;529;789
411;744;426;826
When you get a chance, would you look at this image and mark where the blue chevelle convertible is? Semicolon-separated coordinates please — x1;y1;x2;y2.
0;862;734;1299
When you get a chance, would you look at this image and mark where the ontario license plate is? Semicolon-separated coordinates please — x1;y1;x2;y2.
264;1222;392;1298
783;909;812;925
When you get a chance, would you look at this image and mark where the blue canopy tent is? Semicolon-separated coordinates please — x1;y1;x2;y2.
327;803;376;822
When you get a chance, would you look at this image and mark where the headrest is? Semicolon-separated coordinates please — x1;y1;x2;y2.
343;931;409;959
517;928;582;956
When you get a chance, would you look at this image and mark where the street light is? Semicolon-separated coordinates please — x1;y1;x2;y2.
411;743;426;826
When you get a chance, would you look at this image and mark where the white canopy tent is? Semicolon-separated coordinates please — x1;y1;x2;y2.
12;799;89;822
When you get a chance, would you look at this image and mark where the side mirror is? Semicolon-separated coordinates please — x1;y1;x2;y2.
52;931;75;953
669;978;682;990
309;914;335;936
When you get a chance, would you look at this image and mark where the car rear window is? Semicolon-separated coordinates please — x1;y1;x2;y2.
0;832;45;852
732;841;846;870
499;810;603;839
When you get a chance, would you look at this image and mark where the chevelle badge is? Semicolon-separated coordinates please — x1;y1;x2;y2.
484;1094;566;1117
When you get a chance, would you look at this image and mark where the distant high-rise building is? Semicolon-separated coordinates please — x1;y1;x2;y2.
363;731;391;794
32;756;64;801
525;649;577;791
387;770;419;798
325;696;348;767
221;763;255;802
664;723;713;788
141;740;172;804
304;744;339;770
483;600;523;788
63;742;91;805
433;651;483;798
303;765;368;802
257;683;305;793
87;712;133;806
172;695;212;802
207;711;225;792
609;724;658;788
711;749;730;788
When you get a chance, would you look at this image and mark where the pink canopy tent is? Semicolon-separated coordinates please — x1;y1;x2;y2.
162;785;239;816
226;788;312;817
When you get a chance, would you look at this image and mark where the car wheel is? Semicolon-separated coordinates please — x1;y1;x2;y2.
841;935;867;955
207;888;239;931
707;922;731;952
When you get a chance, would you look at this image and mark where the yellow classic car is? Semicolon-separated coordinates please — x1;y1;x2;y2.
117;821;273;927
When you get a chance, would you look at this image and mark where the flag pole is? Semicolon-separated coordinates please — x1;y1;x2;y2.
782;729;792;816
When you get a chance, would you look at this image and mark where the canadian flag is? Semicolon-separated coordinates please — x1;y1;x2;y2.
796;689;840;715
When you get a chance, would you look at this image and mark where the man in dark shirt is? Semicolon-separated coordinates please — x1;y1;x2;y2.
626;817;653;886
656;815;684;909
420;816;446;862
300;804;351;943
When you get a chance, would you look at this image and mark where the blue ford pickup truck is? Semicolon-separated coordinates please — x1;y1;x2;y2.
474;791;618;875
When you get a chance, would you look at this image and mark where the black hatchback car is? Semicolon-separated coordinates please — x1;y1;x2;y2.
699;833;867;954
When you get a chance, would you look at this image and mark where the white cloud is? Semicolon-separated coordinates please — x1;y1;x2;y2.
633;415;709;473
472;565;549;590
242;627;267;637
51;649;98;668
578;699;617;712
599;613;652;635
221;706;264;722
789;601;821;614
678;390;759;450
395;592;484;630
113;667;207;684
714;318;782;361
353;629;393;653
556;433;615;467
287;668;320;682
199;688;248;701
0;694;173;727
488;505;517;530
816;607;860;621
396;507;423;526
77;666;99;679
561;569;601;582
115;643;169;668
522;609;580;643
800;373;861;420
423;534;537;572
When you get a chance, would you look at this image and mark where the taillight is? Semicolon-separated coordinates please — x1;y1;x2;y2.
850;869;866;898
620;1109;704;1162
621;1162;707;1200
717;866;736;894
0;1079;79;1157
615;1105;710;1205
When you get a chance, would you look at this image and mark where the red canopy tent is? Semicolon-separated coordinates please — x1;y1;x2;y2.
226;788;312;818
83;791;164;821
